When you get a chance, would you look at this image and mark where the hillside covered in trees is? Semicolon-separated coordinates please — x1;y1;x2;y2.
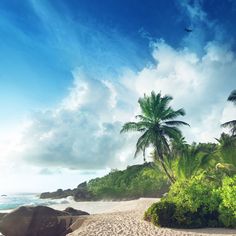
40;162;169;200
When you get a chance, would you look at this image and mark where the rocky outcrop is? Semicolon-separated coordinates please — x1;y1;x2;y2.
73;182;94;201
40;188;74;199
40;182;94;201
0;205;89;236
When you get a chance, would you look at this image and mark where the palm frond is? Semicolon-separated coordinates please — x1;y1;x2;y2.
155;94;173;118
228;89;236;104
221;120;236;128
164;120;190;127
135;115;153;123
134;130;151;158
138;95;153;118
162;125;182;140
221;120;236;135
162;108;186;121
120;121;151;133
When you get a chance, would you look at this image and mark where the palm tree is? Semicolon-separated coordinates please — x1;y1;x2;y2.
170;134;188;158
216;132;236;167
120;91;189;183
221;90;236;135
159;134;187;176
175;143;218;179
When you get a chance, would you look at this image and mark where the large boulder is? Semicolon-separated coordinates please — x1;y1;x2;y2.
0;213;7;221
0;205;89;236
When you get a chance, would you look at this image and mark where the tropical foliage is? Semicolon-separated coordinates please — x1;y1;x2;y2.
40;162;169;200
87;163;169;200
216;133;236;168
43;90;236;229
221;90;236;135
145;173;236;228
218;175;236;227
144;174;222;228
173;142;218;179
121;90;236;229
120;91;189;183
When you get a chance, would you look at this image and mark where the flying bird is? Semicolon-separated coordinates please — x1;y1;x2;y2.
184;27;193;32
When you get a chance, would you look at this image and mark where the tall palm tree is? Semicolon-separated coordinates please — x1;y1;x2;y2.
221;90;236;135
120;91;189;183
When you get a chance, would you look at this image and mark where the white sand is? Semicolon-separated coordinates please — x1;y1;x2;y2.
51;198;236;236
51;197;155;214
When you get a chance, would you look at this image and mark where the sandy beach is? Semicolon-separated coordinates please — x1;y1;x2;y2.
50;198;236;236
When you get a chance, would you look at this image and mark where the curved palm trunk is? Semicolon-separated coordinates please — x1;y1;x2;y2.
160;158;175;184
156;148;175;184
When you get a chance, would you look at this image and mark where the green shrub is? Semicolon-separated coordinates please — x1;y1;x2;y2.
174;204;220;228
145;174;224;228
166;174;221;213
144;201;177;227
218;175;236;227
145;199;221;228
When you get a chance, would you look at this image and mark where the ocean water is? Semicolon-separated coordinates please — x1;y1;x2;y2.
0;193;73;212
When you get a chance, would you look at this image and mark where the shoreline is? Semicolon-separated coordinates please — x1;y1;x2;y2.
1;198;236;235
0;196;155;214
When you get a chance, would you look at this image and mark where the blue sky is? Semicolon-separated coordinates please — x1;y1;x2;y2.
0;0;236;193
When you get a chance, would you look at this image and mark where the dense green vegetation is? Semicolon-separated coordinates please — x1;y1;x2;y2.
87;163;169;200
144;173;236;228
121;90;236;229
40;162;169;200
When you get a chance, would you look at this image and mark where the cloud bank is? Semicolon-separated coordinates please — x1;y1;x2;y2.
9;40;234;170
19;70;137;170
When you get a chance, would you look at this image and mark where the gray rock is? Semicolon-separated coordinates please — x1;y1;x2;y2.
0;205;88;236
63;207;89;216
0;214;7;222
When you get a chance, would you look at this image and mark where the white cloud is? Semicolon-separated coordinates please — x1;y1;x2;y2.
15;69;139;170
1;41;235;172
124;41;236;142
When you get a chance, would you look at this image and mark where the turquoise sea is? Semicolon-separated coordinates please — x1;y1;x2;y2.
0;193;71;212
